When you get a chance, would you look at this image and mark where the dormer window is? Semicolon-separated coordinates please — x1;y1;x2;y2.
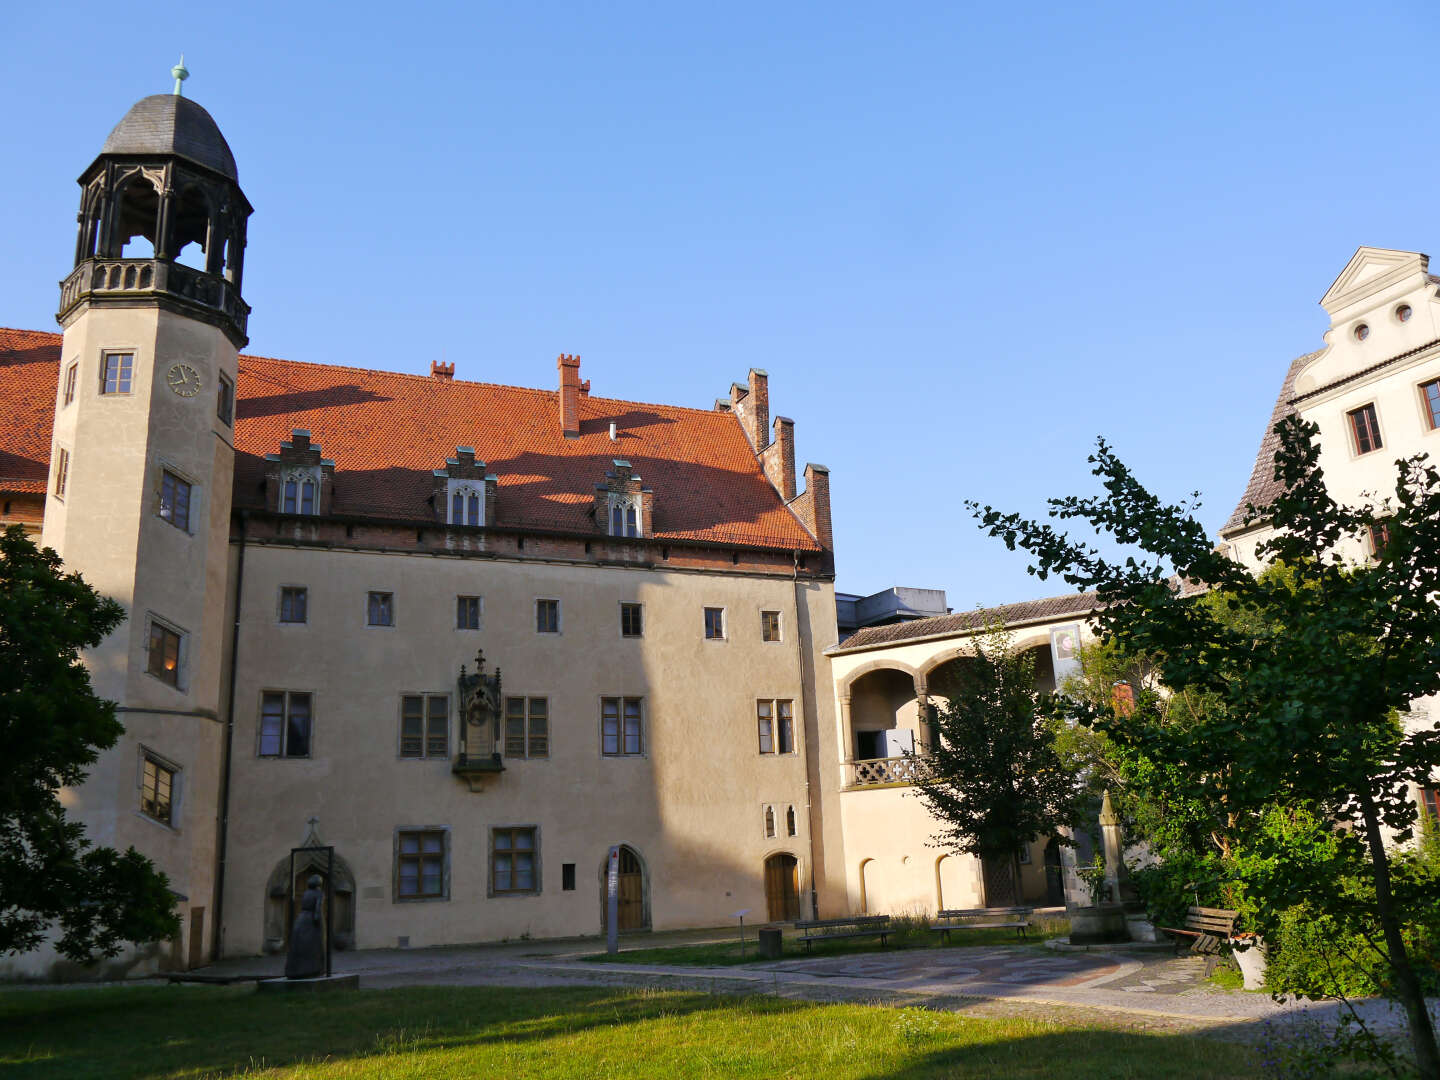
447;483;484;527
282;471;319;515
608;498;640;538
593;459;652;539
264;431;334;517
433;448;496;529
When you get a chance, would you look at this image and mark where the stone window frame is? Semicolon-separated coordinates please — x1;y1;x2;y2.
606;493;642;538
785;805;798;837
393;826;451;903
600;696;646;757
53;446;70;500
62;361;79;407
278;585;309;625
446;480;485;527
760;609;783;643
99;348;137;396
756;698;796;755
280;467;322;515
257;688;315;759
144;612;189;692
456;595;483;631
156;462;198;535
763;803;777;839
137;745;182;831
366;590;396;628
1419;378;1440;433
1346;401;1385;457
503;695;550;760
703;605;726;642
217;371;234;426
619;602;643;639
488;824;542;898
535;597;561;635
399;692;450;760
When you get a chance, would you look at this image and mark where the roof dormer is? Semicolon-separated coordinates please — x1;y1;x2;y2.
263;430;335;515
433;447;498;527
592;459;652;538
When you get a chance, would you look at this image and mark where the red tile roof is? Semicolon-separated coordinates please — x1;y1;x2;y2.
0;328;821;551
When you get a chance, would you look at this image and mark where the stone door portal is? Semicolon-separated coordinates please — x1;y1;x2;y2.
764;853;800;922
617;846;646;930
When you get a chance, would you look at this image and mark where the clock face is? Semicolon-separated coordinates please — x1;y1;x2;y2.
166;363;202;398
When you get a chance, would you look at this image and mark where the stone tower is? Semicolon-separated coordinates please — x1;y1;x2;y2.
39;85;252;973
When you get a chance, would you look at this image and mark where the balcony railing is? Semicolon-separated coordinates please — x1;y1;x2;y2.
846;755;931;788
59;258;249;338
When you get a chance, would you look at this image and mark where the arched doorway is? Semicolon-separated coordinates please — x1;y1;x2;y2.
1043;837;1065;905
600;845;650;932
765;853;800;922
263;847;356;954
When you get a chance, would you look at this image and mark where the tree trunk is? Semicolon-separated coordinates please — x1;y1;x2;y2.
1357;787;1440;1079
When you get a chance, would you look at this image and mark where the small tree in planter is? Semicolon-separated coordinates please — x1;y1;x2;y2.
909;624;1093;909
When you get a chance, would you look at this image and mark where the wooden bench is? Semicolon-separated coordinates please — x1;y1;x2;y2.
931;906;1034;943
1157;905;1238;957
794;915;891;953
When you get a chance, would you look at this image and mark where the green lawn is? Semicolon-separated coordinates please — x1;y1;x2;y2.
0;983;1256;1079
587;917;1069;967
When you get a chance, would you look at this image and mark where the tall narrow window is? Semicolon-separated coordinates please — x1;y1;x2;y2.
620;603;643;638
1422;380;1440;430
492;827;538;894
217;371;234;425
101;352;133;395
1369;522;1392;555
757;700;774;753
300;480;316;516
611;505;623;535
761;610;782;642
757;699;795;754
536;599;559;634
764;805;776;839
279;586;308;624
504;697;550;758
259;691;312;758
452;492;464;523
704;607;725;640
1348;403;1383;455
401;694;448;758
140;754;176;826
63;362;78;406
283;479;297;514
786;805;797;837
368;591;394;627
602;697;644;756
456;595;482;630
397;830;446;899
626;506;638;537
147;621;182;688
159;470;192;532
1422;787;1439;822
54;448;70;499
468;493;480;526
778;700;794;754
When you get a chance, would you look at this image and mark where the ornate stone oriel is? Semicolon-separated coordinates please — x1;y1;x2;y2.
454;650;504;791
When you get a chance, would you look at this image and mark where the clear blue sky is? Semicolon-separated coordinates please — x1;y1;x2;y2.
3;4;1435;609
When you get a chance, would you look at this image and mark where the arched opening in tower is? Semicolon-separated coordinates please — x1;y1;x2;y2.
114;174;159;259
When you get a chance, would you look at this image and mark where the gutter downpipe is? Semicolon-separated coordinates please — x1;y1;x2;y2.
793;548;822;920
211;511;247;960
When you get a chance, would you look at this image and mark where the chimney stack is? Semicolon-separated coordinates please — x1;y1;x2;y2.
762;415;796;501
430;360;455;380
557;354;589;437
792;463;832;550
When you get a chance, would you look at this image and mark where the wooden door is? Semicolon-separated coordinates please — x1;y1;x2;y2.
765;854;800;922
187;907;205;969
617;847;646;930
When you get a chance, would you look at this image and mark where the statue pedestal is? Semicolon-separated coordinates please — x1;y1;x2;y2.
257;974;359;994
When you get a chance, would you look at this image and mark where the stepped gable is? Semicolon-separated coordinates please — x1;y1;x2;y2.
0;330;820;551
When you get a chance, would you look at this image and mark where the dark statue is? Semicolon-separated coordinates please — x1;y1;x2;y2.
284;874;326;979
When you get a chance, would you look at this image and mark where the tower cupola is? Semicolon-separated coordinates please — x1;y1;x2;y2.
59;83;253;346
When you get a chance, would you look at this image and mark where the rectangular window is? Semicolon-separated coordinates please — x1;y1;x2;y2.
63;362;78;406
1423;380;1440;431
159;470;192;532
456;595;482;630
1422;788;1439;822
147;621;182;688
761;610;782;642
602;697;644;756
401;694;449;758
259;691;312;758
280;586;308;624
101;352;133;395
491;827;538;894
217;372;234;425
504;697;549;758
397;830;446;900
536;598;559;634
1348;403;1383;455
704;606;725;640
1369;522;1392;555
562;863;576;891
367;591;394;627
620;602;643;638
140;754;175;826
757;699;795;754
54;447;70;499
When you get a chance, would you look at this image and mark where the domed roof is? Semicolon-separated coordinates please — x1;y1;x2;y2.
100;94;238;181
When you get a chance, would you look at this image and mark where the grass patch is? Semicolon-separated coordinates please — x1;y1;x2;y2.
587;916;1070;967
0;983;1255;1079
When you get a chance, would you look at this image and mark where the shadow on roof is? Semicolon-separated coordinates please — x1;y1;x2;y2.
576;410;679;437
237;384;392;421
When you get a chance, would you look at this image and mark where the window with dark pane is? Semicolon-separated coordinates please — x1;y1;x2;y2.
368;591;394;626
620;602;643;638
217;371;234;425
505;697;527;757
398;830;446;899
456;595;481;630
1348;403;1383;454
704;607;724;640
159;470;192;531
761;610;781;642
777;700;794;753
147;622;181;687
492;827;537;894
63;362;78;406
1423;380;1440;430
602;697;645;756
141;755;174;825
101;352;133;394
786;805;797;837
280;586;308;624
757;700;774;753
536;598;559;633
259;691;311;758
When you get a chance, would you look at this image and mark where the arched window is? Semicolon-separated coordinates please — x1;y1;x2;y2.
452;492;463;523
626;506;638;537
786;806;797;837
764;806;776;839
611;505;623;535
283;479;297;514
301;480;316;516
467;493;480;526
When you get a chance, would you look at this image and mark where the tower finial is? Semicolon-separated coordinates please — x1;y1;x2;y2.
171;54;189;96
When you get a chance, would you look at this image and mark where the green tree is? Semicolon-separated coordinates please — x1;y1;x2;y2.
910;624;1092;905
0;525;179;962
971;416;1440;1077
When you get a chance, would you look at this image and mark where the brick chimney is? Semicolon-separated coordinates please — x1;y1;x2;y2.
792;463;832;550
727;368;769;451
557;354;589;437
761;415;796;501
430;360;455;380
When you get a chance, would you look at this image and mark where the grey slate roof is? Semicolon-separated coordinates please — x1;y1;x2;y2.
1218;350;1321;537
834;590;1104;651
101;95;237;181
